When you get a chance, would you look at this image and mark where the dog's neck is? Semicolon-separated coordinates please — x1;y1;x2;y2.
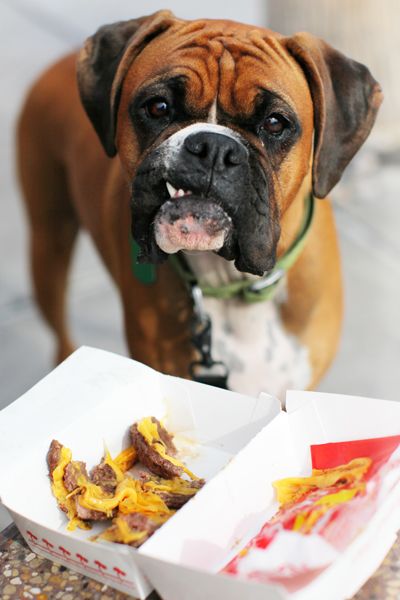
183;251;258;287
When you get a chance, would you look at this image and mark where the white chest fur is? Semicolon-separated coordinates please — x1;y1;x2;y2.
185;253;311;400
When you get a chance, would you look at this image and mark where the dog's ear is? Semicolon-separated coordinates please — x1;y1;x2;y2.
283;33;382;198
77;10;175;157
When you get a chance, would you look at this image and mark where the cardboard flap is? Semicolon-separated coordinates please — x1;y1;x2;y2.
0;347;161;488
165;377;281;445
135;553;287;600
208;392;281;454
286;390;400;442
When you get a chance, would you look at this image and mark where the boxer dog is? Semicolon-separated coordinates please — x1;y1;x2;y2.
17;11;382;398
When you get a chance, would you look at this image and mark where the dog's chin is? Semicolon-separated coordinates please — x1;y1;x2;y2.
154;196;233;254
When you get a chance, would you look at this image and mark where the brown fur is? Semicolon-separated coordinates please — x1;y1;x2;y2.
17;14;382;387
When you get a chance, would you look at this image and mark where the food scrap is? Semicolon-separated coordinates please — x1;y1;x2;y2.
47;417;204;546
223;435;400;591
131;416;200;480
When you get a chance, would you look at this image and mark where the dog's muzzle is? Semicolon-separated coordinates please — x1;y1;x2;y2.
154;130;247;253
131;123;278;275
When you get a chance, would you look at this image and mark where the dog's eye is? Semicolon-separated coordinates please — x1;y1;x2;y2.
145;97;170;119
262;113;289;136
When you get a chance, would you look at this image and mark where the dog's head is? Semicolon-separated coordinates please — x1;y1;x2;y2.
77;11;382;275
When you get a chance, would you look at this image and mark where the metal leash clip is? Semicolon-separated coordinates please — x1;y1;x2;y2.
248;268;285;292
189;285;229;389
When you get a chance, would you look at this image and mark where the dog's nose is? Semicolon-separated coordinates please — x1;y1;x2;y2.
183;131;247;171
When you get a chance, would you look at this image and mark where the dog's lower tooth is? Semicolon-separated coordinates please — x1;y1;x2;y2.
176;189;185;197
166;181;177;197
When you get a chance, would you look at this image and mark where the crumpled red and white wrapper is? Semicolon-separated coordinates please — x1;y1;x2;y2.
222;435;400;592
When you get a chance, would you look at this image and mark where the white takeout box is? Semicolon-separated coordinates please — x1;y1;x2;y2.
0;346;280;599
136;390;400;600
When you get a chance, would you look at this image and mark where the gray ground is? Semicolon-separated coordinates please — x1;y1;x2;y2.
1;0;400;527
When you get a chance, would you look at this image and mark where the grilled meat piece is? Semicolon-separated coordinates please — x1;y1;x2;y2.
113;512;161;547
63;461;88;492
91;462;118;494
74;496;110;521
130;418;181;479
139;472;204;509
159;479;204;509
122;512;160;533
154;418;176;455
47;439;63;480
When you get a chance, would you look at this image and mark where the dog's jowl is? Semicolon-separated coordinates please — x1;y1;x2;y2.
17;11;382;398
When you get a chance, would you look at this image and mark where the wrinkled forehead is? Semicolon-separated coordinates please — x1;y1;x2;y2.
121;21;312;117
